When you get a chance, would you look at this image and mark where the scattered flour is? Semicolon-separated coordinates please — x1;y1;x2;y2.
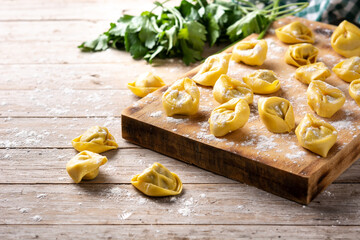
19;208;30;213
285;151;306;160
149;111;162;118
118;211;132;220
178;207;191;217
196;132;226;142
36;194;47;199
254;135;277;151
31;215;42;222
165;117;188;124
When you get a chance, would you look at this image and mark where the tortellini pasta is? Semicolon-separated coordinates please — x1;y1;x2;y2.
128;72;165;97
231;39;268;66
349;79;360;106
209;98;250;137
213;74;253;104
66;150;108;183
275;21;315;44
243;69;280;94
72;126;118;153
295;113;337;157
331;20;360;58
193;53;232;86
131;162;183;197
285;43;319;67
295;62;331;84
307;80;345;118
258;97;295;133
162;77;200;116
332;57;360;82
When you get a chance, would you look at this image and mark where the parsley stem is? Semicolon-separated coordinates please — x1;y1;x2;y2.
151;0;171;13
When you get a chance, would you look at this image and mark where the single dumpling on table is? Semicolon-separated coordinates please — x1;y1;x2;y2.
131;162;182;197
285;43;319;67
66;150;108;183
231;39;268;66
295;113;337;157
213;74;253;104
162;77;200;116
295;62;331;84
258;97;295;133
193;53;232;86
72;126;118;153
331;20;360;58
243;69;280;94
275;21;315;44
332;57;360;82
209;98;250;137
349;79;360;106
128;72;165;97
307;80;345;118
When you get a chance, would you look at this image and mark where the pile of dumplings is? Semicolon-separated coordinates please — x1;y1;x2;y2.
159;19;360;158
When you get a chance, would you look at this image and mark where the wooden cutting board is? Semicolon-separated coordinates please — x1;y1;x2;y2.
121;17;360;204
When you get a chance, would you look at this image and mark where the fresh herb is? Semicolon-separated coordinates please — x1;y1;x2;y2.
78;0;308;65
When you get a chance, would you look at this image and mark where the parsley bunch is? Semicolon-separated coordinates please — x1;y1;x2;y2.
79;0;308;65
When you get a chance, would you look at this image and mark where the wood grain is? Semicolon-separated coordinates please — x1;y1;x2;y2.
122;17;360;204
0;148;235;184
0;0;159;21
0;64;194;90
0;117;132;148
1;0;360;238
1;225;359;240
0;89;134;117
1;148;358;184
1;184;359;225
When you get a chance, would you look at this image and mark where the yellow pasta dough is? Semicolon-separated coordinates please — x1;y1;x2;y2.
162;77;200;116
231;39;268;66
275;21;315;44
193;53;232;86
66;150;108;183
72;126;118;153
128;72;165;97
213;74;253;104
295;113;337;157
243;69;280;94
209;98;250;137
285;43;319;67
131;162;183;197
258;97;295;133
332;57;360;82
295;62;331;84
307;80;345;118
331;20;360;58
349;79;360;106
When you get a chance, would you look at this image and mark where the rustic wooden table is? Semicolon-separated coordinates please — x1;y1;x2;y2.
1;0;359;239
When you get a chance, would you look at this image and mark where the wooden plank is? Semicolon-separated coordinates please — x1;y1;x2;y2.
0;117;134;148
0;64;194;90
0;41;225;65
1;183;359;225
122;17;360;204
1;225;359;239
0;89;134;117
0;0;160;21
0;148;358;184
0;148;235;184
0;21;110;42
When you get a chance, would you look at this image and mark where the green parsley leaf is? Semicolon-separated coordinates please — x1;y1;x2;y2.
178;21;207;50
78;34;109;52
180;40;202;65
108;15;133;37
124;31;148;59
